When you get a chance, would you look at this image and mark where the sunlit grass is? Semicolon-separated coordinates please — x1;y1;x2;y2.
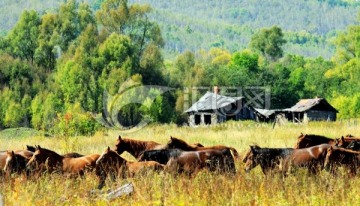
0;121;359;205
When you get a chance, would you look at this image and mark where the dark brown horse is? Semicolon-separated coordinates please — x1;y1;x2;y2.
324;147;360;176
26;145;99;176
27;145;84;158
335;136;360;149
242;145;294;174
165;148;236;176
295;133;337;149
114;136;166;159
281;144;332;174
3;151;31;176
95;147;165;189
165;136;240;159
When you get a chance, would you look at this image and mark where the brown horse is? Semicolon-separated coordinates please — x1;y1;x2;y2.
242;145;294;174
166;148;236;176
26;145;99;176
1;150;33;175
281;144;331;175
114;136;166;159
324;147;360;176
294;133;337;149
335;136;360;149
95;146;165;189
3;151;31;176
165;136;240;159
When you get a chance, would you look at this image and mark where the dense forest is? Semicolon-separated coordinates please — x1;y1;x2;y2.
0;0;359;135
1;0;360;58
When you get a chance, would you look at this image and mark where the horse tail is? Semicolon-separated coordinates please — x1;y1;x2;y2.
228;147;240;159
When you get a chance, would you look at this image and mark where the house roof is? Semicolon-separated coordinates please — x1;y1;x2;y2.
185;91;244;113
284;98;338;113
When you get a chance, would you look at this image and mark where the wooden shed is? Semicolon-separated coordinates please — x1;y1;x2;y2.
184;91;254;126
284;97;338;122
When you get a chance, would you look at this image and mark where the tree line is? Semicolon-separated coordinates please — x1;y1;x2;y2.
0;0;359;135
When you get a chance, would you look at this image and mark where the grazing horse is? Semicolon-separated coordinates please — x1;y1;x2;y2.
3;151;30;176
137;149;183;164
95;147;165;189
166;149;236;176
324;147;360;176
27;145;83;158
114;136;165;159
165;136;240;159
242;145;294;174
26;145;99;176
295;133;337;149
281;144;332;174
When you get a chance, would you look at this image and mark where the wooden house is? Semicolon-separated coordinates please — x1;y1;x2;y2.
184;89;254;126
283;97;338;122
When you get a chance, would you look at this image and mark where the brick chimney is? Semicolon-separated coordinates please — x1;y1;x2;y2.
213;86;220;94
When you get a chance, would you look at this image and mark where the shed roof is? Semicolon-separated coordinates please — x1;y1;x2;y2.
284;98;338;113
185;91;244;113
252;108;277;118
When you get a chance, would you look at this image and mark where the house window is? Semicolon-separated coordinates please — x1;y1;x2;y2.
204;115;211;125
194;114;201;125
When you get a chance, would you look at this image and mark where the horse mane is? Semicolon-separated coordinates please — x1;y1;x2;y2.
37;146;63;159
168;136;196;150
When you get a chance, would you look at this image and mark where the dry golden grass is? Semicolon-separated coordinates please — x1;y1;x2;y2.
0;120;359;205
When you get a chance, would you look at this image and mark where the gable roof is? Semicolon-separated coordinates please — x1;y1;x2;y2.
185;91;244;113
284;98;338;113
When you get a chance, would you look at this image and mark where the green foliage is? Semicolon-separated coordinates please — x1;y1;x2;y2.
1;0;360;136
250;26;287;62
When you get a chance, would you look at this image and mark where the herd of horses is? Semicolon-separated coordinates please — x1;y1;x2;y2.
243;133;360;176
1;133;360;189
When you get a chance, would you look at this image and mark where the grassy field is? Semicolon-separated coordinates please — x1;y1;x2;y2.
0;120;359;205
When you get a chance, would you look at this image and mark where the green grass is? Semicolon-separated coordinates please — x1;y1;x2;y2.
0;121;359;205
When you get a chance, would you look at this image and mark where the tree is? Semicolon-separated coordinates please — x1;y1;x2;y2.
7;10;40;63
250;26;286;62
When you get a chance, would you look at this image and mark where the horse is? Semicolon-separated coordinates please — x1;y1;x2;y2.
165;148;236;176
165;136;240;159
27;145;84;158
0;150;33;175
114;136;166;159
281;144;332;175
137;149;184;164
294;133;337;149
324;147;360;176
95;146;165;189
242;145;294;174
26;145;99;176
3;151;30;176
335;136;360;149
345;140;360;151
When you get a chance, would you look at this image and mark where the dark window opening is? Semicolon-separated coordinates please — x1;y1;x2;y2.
195;115;201;125
204;115;211;125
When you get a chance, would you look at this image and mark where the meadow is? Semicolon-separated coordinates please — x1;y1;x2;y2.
0;120;359;205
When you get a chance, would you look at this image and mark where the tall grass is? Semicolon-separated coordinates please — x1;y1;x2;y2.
0;121;359;205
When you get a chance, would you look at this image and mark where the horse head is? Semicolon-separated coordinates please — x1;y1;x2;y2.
3;151;15;174
115;135;128;155
243;145;261;173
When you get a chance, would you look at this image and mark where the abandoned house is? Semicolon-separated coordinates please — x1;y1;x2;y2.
283;97;338;122
184;87;254;126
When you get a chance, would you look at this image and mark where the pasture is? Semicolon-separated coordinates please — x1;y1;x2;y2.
0;120;359;205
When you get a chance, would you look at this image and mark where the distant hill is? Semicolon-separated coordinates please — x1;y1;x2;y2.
130;0;360;58
1;0;359;58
